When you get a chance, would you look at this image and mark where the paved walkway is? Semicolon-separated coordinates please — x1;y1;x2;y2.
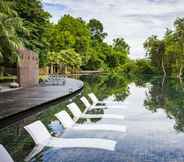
0;78;83;120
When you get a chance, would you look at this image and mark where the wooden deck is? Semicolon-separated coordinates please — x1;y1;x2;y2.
0;78;83;120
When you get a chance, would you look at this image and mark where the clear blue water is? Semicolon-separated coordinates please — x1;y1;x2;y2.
0;75;184;162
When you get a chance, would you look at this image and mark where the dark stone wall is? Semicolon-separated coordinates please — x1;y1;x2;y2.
17;48;39;87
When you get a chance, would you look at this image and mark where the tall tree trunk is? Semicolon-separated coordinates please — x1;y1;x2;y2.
161;74;166;89
161;57;166;77
177;64;183;79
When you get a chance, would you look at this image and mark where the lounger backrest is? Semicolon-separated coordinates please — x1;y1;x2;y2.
67;103;82;118
80;96;91;108
0;144;14;162
88;93;98;104
24;121;51;145
55;111;75;128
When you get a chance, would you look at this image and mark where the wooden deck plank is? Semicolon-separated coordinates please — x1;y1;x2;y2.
0;78;83;120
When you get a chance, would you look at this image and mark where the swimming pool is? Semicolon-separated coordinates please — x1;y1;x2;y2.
0;75;184;162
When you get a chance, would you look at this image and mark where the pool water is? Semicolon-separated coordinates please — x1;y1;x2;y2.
0;75;184;162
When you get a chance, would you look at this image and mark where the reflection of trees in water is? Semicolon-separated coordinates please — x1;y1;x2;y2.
79;74;132;123
86;108;104;123
144;77;184;132
0;122;34;161
76;107;105;123
80;74;131;102
1;74;168;161
0;100;70;161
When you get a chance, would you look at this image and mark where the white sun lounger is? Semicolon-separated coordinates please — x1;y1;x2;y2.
80;96;123;110
88;93;121;105
80;96;109;109
67;102;124;120
24;120;116;151
55;111;127;133
0;144;14;162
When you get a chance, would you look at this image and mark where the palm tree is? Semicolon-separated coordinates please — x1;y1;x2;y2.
0;0;25;65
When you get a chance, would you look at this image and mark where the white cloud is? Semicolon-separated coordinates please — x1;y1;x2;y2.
42;0;184;59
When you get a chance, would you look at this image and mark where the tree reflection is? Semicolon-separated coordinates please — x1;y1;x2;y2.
78;74;132;123
144;77;184;132
80;73;131;102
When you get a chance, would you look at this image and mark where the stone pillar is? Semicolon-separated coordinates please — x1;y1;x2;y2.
17;48;39;87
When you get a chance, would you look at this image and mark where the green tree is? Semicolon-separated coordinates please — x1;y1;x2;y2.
0;0;24;65
144;35;166;76
136;59;153;74
48;49;82;69
118;59;137;75
46;15;130;71
88;19;107;43
113;38;130;54
56;15;91;55
81;47;103;70
48;15;91;67
47;24;76;52
106;49;127;68
164;29;180;76
144;17;184;78
173;18;184;78
13;0;51;67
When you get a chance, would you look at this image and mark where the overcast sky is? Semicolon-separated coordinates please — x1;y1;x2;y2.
42;0;184;59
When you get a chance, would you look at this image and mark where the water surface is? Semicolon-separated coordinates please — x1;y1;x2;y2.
0;75;184;162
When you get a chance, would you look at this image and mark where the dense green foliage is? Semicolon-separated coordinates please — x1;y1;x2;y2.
0;0;130;71
46;15;130;71
116;59;154;76
0;0;50;67
0;0;24;65
13;0;51;67
48;49;82;69
2;0;184;77
144;77;184;132
144;18;184;78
